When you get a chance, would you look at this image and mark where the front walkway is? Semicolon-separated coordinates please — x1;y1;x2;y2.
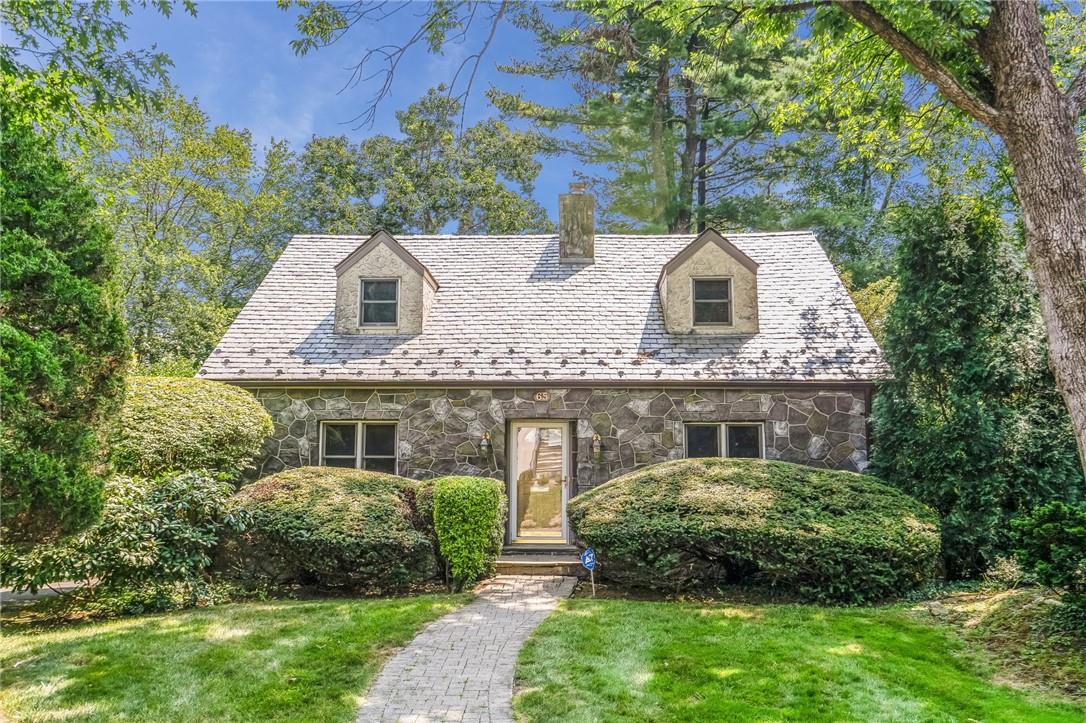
357;575;577;723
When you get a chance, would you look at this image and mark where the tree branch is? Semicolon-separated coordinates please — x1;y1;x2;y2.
1068;67;1086;117
831;0;1002;129
764;1;832;13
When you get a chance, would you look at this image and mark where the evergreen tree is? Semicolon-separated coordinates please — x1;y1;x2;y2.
0;119;129;542
871;193;1083;578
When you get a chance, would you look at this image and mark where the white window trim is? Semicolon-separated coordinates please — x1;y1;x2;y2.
691;276;733;327
319;420;398;473
684;422;765;459
359;278;400;328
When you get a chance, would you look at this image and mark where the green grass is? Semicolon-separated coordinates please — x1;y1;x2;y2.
0;595;467;722
514;598;1085;722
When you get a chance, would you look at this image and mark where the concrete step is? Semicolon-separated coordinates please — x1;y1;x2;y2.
502;543;579;555
495;554;585;577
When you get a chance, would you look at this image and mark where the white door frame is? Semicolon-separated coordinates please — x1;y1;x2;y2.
508;420;570;544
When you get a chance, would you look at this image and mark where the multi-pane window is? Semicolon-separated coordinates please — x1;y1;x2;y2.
685;423;763;459
320;422;397;473
360;279;398;326
692;278;732;325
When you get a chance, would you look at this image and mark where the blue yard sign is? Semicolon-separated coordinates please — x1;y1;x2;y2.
581;548;597;596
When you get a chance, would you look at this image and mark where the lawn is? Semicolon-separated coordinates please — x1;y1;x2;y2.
0;594;467;722
514;598;1085;722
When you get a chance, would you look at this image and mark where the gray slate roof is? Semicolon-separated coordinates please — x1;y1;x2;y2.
200;232;883;385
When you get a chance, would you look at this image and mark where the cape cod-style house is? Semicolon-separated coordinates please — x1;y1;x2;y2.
201;184;882;546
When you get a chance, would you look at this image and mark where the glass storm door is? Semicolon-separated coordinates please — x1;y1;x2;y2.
509;421;569;544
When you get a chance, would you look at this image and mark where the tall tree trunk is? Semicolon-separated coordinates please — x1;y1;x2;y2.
978;2;1086;475
696;99;708;234
674;75;700;234
650;58;670;229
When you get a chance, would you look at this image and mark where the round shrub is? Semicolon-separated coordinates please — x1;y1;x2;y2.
223;467;436;591
432;476;506;591
109;377;273;479
1013;501;1086;601
569;458;940;603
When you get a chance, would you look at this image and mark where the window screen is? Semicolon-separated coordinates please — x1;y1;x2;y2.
726;424;762;458
321;423;357;468
685;425;720;458
362;424;397;472
693;278;732;325
361;280;398;325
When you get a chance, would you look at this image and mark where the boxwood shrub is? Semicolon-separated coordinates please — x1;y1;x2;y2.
110;377;273;479
222;467;436;591
569;458;940;604
1013;501;1086;602
432;476;506;590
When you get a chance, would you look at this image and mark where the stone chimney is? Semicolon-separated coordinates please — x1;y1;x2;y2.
558;182;594;263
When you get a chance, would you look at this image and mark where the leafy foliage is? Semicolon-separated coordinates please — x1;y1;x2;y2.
109;377;273;480
840;271;897;344
0;117;129;542
223;467;436;591
1013;502;1086;602
432;476;506;591
0;472;242;594
79;89;298;366
290;135;380;235
871;193;1084;578
0;0;192;140
294;87;552;235
569;458;940;604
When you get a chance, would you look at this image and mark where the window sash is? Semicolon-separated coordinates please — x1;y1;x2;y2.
683;423;763;459
359;279;399;326
321;421;397;472
692;278;733;326
685;424;721;458
693;278;731;301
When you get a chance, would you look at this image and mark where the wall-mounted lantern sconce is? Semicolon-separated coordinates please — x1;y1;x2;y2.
480;431;492;457
591;433;602;462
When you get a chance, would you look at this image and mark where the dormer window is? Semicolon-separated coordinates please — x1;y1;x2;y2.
360;279;399;326
335;231;437;336
658;230;758;335
692;278;732;326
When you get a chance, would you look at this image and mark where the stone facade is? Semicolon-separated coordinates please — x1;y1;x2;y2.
249;385;869;491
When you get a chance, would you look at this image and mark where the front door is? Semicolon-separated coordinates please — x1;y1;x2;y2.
508;421;569;544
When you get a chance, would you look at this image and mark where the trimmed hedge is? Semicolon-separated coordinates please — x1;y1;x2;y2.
109;377;273;479
432;476;506;590
222;467;435;591
569;458;940;603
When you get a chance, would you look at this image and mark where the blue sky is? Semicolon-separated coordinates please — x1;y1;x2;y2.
125;0;583;219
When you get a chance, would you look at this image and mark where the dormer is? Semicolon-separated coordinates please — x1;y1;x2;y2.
334;230;438;335
658;229;759;335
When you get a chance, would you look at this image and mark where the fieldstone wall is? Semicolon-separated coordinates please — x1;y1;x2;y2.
248;386;869;490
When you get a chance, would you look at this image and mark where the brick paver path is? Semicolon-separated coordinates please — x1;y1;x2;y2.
357;575;576;723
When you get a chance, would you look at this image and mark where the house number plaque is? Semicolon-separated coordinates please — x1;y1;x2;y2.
533;391;550;402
